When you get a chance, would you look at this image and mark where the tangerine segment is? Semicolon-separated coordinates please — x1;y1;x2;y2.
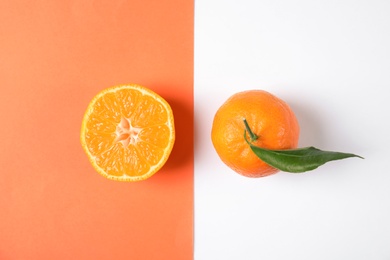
80;84;175;181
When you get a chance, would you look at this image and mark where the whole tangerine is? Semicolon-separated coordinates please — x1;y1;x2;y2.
211;90;300;177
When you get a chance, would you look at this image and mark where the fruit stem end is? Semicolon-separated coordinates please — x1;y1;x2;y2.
243;118;258;142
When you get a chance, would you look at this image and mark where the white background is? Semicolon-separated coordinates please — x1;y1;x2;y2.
194;0;390;259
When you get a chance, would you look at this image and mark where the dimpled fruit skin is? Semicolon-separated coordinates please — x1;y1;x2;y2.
211;90;300;177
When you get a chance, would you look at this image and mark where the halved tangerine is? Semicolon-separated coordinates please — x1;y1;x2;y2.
80;84;175;181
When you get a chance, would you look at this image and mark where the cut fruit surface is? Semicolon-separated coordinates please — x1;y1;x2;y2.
80;84;175;181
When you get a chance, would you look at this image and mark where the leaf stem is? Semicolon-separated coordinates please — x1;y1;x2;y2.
243;118;258;142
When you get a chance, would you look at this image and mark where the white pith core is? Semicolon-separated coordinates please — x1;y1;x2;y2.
115;117;142;147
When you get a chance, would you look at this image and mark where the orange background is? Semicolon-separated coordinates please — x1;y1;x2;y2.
0;0;193;259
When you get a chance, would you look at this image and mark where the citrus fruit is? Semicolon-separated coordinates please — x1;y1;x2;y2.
80;84;175;181
211;90;300;177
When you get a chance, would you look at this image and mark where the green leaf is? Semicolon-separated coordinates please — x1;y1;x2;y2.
244;131;363;173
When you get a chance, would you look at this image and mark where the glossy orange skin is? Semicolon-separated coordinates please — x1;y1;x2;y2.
211;90;300;177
